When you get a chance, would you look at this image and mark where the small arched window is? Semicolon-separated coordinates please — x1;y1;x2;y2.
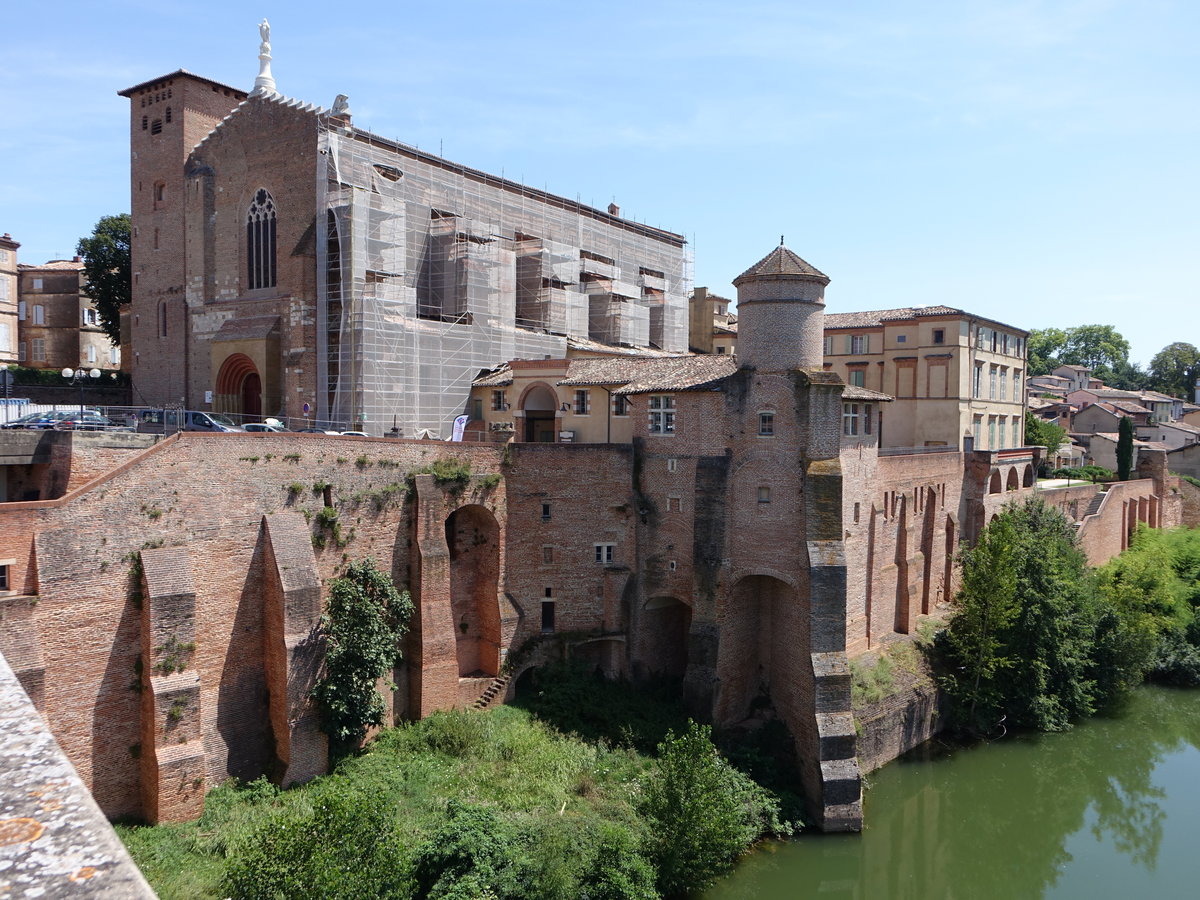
165;107;172;123
141;115;148;131
246;188;277;290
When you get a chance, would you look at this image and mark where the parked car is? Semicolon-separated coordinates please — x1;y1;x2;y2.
136;410;244;433
340;431;370;437
243;422;286;432
4;410;74;429
54;412;117;431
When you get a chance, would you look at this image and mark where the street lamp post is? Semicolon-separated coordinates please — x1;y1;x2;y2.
62;367;101;418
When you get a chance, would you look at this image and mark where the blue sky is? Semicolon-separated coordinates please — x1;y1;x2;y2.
1;0;1196;367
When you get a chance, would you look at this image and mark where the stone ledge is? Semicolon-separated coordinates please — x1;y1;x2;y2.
0;650;155;898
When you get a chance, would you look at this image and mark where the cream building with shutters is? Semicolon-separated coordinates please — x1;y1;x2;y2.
821;306;1028;451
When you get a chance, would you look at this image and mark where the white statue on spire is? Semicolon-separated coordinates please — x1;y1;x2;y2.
253;18;276;95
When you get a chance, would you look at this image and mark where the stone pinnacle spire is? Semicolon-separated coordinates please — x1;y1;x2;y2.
252;18;276;95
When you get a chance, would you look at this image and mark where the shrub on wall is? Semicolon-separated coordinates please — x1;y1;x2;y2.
311;559;413;749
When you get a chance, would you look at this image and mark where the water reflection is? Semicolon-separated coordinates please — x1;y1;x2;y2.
702;687;1200;899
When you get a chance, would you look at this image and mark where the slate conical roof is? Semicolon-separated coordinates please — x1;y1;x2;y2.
733;243;829;287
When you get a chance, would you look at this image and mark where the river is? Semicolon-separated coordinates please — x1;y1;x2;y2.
703;686;1200;899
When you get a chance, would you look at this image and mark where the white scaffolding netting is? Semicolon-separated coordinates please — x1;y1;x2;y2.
315;120;690;437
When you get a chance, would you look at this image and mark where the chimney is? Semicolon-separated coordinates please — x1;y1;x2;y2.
607;202;620;217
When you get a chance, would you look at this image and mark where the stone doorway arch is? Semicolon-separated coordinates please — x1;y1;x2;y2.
518;382;558;443
215;353;262;419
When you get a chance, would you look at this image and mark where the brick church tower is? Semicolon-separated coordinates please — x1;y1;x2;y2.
731;240;829;372
118;72;246;406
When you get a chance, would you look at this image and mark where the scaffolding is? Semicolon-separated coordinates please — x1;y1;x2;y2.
315;117;691;438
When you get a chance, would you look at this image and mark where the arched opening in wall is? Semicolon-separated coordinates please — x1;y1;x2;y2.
715;575;805;728
990;514;999;525
1006;468;1019;491
943;516;956;608
445;504;501;677
1023;464;1034;487
989;470;1002;494
214;353;261;419
325;210;344;414
520;383;558;443
640;597;692;680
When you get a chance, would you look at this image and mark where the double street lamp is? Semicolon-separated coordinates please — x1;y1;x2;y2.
62;367;101;417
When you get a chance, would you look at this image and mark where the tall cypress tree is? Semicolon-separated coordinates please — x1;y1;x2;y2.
1117;415;1134;481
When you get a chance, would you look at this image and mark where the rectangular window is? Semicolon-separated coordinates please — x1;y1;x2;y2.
757;486;771;503
648;395;675;434
18;301;25;320
33;278;43;291
1014;369;1022;397
973;364;983;399
842;402;864;436
988;416;996;449
31;338;45;362
613;394;630;417
594;543;616;564
574;389;590;415
989;366;997;400
933;328;945;344
1000;368;1008;401
541;502;551;521
668;496;681;512
18;342;26;362
491;390;506;411
82;308;98;326
758;412;774;435
110;347;120;366
848;369;865;387
896;334;907;344
542;546;553;564
823;336;834;356
716;345;726;354
999;418;1007;449
541;600;555;633
0;564;8;591
87;345;97;364
0;279;7;301
849;334;869;354
33;305;45;325
666;458;678;473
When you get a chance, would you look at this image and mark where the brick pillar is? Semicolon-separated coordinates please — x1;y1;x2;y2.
139;547;205;823
412;475;459;716
261;513;327;786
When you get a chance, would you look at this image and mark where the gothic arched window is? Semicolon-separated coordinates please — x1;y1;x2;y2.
246;188;277;290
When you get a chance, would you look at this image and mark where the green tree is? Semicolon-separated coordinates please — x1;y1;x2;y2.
76;213;131;344
1060;324;1131;372
1024;411;1066;462
936;499;1102;733
1026;327;1068;376
1148;341;1200;400
639;721;790;896
410;800;525;900
312;558;413;748
1117;415;1134;482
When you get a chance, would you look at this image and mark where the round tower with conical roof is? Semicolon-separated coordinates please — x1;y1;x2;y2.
733;241;829;372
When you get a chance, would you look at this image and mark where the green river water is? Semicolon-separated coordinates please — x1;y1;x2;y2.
703;686;1200;899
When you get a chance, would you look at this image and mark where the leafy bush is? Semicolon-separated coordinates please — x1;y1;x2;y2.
312;559;413;749
1050;465;1114;483
224;785;407;899
410;800;525;899
638;721;791;896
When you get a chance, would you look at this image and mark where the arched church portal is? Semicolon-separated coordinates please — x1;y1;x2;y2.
215;353;262;418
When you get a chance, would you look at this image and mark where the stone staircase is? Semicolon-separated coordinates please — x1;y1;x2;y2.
1075;490;1106;529
472;674;510;710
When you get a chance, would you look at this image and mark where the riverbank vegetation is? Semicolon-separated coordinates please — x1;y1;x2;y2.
120;670;793;899
934;498;1200;736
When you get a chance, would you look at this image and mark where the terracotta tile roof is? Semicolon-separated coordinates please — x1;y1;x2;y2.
843;386;893;402
1105;400;1152;416
1139;390;1178;403
562;356;737;393
1163;420;1200;435
823;306;966;328
19;259;84;271
565;337;683;358
733;244;829;286
472;365;513;387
